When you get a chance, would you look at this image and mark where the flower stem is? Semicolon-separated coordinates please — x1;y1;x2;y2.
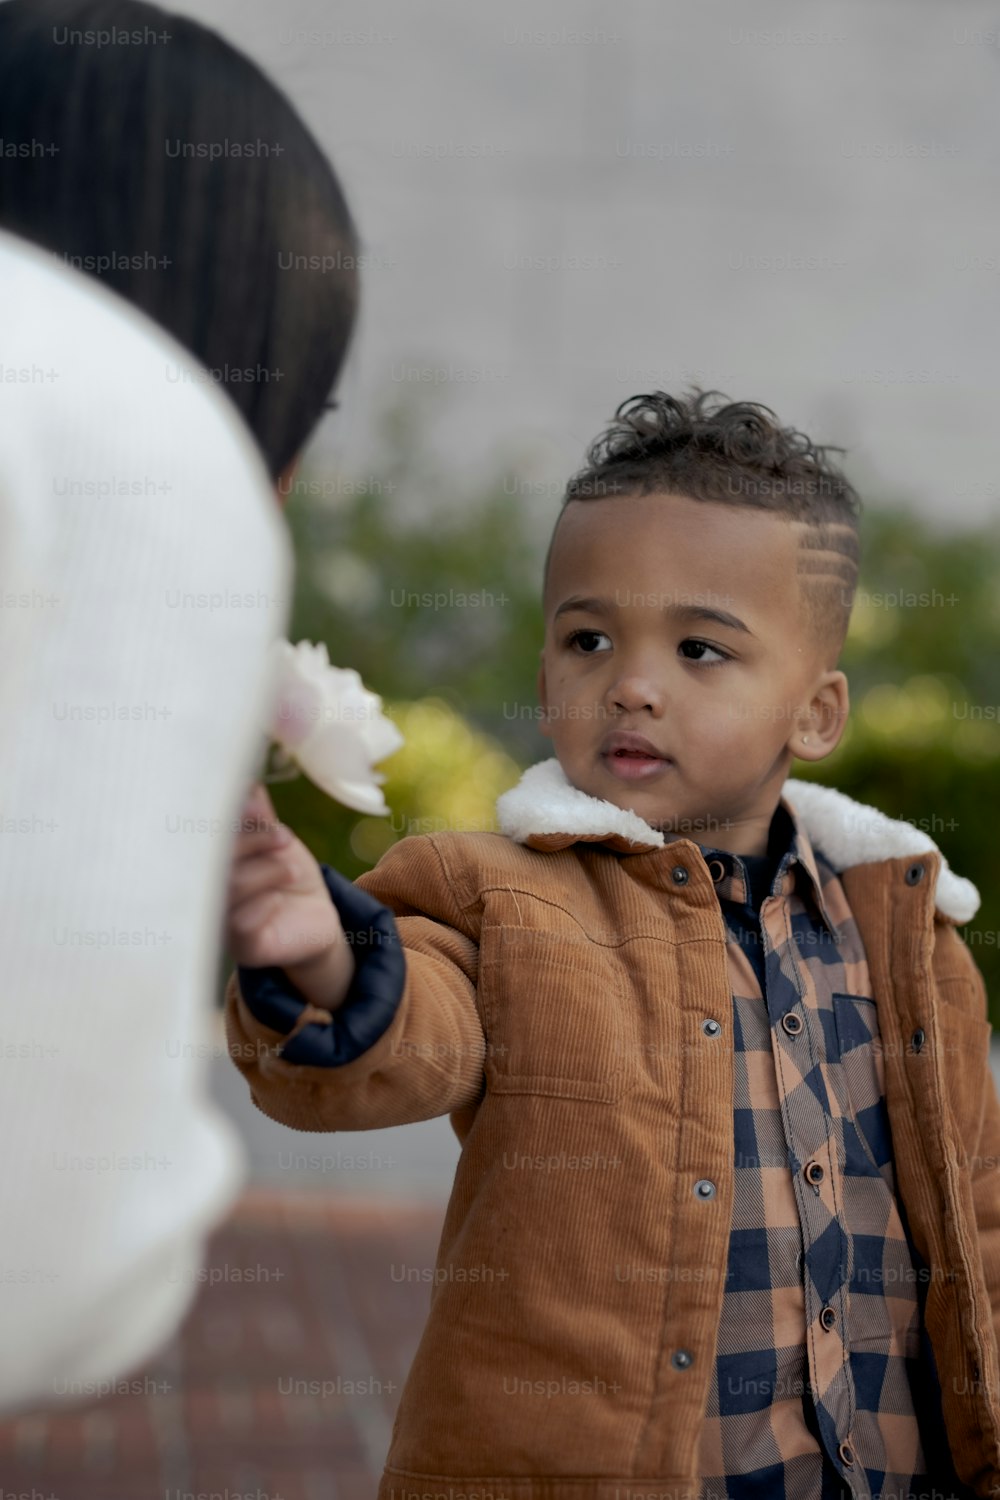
262;742;303;786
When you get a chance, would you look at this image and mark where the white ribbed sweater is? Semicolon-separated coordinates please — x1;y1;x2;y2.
0;229;292;1410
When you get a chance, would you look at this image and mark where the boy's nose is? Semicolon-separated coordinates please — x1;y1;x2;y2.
607;674;666;716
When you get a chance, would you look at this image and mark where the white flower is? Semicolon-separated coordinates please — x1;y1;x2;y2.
266;640;404;815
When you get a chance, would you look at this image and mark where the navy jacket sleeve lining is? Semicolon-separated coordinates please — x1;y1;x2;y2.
236;863;407;1067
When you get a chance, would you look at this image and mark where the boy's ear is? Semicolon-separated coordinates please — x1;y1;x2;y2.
791;669;850;762
536;656;552;740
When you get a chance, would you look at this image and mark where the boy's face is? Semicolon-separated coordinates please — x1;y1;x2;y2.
537;492;849;856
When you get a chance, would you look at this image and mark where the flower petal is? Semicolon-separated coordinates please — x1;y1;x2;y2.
266;639;404;814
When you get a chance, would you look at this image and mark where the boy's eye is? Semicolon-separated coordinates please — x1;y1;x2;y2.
567;628;612;654
679;638;729;665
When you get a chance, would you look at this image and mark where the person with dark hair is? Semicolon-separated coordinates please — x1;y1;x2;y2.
0;0;359;1409
0;0;358;486
223;389;999;1497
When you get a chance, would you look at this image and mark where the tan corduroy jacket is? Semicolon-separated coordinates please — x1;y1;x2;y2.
226;761;1000;1500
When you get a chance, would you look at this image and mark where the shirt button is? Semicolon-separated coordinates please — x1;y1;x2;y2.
820;1306;836;1331
781;1011;803;1036
694;1179;716;1199
702;1018;722;1037
804;1160;824;1185
838;1440;855;1468
671;865;689;885
671;1349;694;1370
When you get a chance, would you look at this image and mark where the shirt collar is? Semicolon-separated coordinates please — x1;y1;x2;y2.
688;794;839;939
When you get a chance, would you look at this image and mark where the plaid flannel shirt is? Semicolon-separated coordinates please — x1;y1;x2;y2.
696;801;974;1500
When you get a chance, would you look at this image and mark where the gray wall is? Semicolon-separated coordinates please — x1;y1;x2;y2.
175;0;1000;523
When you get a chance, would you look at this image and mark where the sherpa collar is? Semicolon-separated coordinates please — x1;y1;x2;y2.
495;757;979;924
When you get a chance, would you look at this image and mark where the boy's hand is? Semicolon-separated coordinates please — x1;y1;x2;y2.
224;782;355;1012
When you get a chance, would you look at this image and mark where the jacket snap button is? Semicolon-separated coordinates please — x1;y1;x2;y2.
804;1160;824;1185
905;862;925;886
781;1011;803;1036
671;865;689;885
910;1028;925;1053
820;1306;836;1331
702;1018;721;1037
838;1440;854;1467
708;858;725;882
670;1349;694;1370
694;1179;716;1199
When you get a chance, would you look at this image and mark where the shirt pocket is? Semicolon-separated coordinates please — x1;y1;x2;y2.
831;992;891;1171
478;925;639;1104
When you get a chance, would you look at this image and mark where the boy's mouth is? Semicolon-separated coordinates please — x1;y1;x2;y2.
600;731;673;782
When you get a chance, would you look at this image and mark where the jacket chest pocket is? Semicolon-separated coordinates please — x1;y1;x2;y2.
478;925;638;1104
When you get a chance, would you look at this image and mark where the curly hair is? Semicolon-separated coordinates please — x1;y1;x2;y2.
552;389;861;655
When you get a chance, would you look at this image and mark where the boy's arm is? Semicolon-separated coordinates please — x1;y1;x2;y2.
224;834;486;1133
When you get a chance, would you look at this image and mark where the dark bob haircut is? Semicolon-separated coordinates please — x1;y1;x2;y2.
0;0;358;480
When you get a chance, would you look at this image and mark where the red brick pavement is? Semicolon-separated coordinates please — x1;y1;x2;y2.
0;1189;448;1500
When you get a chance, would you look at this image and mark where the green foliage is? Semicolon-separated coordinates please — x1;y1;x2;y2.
268;409;1000;1023
279;404;547;773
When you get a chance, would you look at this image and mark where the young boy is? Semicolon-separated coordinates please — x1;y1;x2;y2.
225;392;1000;1500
